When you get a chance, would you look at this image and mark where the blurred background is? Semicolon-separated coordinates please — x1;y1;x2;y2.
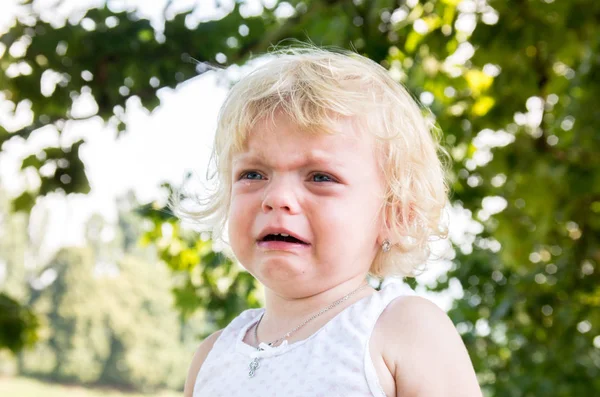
0;0;599;396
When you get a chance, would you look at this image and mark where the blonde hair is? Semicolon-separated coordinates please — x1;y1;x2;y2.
173;46;449;278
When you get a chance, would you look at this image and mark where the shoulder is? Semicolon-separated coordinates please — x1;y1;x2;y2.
183;329;223;397
374;295;482;396
378;295;454;340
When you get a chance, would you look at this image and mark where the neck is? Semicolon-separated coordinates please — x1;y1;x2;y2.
258;274;373;341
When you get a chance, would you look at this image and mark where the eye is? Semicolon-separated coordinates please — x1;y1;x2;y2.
240;171;264;180
311;173;335;183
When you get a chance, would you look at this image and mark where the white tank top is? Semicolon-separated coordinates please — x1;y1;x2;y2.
193;279;415;397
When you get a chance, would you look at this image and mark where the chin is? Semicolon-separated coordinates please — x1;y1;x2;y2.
254;257;312;284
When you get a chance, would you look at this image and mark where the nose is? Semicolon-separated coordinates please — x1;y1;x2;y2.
261;176;300;214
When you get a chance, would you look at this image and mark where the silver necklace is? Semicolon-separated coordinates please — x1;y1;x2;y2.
247;282;369;377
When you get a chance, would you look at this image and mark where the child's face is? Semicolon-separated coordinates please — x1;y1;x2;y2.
228;112;386;296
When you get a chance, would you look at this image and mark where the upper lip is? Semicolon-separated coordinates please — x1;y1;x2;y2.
257;227;310;244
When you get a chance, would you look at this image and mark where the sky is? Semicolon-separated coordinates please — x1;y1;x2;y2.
0;0;234;257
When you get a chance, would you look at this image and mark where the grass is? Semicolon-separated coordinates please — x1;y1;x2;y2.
0;376;181;397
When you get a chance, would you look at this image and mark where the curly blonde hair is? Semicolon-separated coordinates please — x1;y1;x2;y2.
173;46;449;278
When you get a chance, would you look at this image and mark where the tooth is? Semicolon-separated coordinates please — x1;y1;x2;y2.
280;233;289;237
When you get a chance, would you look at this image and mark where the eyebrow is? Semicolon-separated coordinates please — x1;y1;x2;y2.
232;150;343;168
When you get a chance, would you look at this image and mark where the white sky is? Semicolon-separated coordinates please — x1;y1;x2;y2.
0;0;234;254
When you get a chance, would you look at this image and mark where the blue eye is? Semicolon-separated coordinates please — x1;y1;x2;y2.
312;173;334;183
241;171;263;180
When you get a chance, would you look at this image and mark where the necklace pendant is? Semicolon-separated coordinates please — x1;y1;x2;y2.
248;356;261;377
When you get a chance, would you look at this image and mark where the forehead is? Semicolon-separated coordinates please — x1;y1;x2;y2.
233;113;377;166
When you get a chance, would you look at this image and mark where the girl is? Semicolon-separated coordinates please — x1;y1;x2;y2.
181;47;482;396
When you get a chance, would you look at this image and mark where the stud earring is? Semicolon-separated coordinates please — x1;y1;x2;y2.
382;239;391;252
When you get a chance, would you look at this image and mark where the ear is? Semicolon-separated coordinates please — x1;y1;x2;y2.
379;200;417;246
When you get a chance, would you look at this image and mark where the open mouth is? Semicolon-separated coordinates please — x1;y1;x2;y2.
260;233;308;245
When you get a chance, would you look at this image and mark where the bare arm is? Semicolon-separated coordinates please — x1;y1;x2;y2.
378;296;482;397
183;329;223;397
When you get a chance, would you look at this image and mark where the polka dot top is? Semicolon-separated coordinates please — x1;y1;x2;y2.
193;279;415;397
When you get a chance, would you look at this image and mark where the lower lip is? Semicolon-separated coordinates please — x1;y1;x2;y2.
257;241;310;251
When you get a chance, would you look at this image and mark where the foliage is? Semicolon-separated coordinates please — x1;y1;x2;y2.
0;188;38;353
1;0;599;395
0;292;38;354
137;190;261;335
20;246;189;392
419;1;600;395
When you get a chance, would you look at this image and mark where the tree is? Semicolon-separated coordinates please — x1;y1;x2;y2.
20;246;190;391
0;187;39;354
1;0;599;395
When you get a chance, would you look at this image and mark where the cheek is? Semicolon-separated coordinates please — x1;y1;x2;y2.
229;191;253;220
227;204;252;266
227;196;250;241
312;194;382;247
